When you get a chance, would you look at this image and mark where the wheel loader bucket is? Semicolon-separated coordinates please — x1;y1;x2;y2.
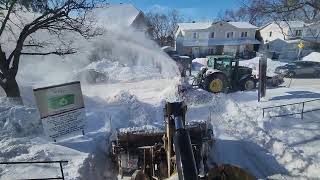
207;164;256;180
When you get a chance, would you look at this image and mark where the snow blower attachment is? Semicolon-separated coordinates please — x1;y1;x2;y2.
110;102;255;180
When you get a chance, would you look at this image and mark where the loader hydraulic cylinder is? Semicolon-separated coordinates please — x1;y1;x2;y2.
173;116;198;180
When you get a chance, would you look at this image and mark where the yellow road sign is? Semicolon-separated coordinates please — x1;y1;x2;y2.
298;42;304;49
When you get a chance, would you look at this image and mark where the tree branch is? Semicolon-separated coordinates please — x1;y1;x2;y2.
0;0;16;37
21;49;77;56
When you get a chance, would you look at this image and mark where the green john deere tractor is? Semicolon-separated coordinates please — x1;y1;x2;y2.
193;55;257;93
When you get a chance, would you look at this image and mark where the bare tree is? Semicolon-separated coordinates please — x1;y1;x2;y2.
241;0;320;41
146;9;182;47
0;0;104;104
219;1;270;26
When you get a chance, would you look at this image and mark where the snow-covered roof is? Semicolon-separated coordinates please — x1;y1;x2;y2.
92;4;141;29
228;22;258;29
177;21;257;31
178;22;212;30
260;21;306;29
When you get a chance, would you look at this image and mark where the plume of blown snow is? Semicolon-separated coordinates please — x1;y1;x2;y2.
0;7;179;90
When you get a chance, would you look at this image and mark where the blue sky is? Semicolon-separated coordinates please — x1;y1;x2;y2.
108;0;241;21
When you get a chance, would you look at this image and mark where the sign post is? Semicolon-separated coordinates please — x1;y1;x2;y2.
33;81;86;142
297;42;304;60
258;56;267;102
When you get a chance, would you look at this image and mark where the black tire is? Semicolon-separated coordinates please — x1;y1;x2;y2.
203;73;228;93
241;78;256;91
287;71;296;78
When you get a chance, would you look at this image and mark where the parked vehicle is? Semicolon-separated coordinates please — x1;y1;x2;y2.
275;61;320;78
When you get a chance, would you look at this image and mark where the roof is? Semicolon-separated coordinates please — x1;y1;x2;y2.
92;4;141;29
228;22;257;29
260;21;306;30
178;22;212;30
177;21;257;31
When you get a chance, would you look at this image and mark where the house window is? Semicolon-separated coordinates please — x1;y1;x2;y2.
208;48;214;55
295;30;302;36
241;32;248;37
269;31;272;37
210;32;215;38
193;32;197;39
226;32;234;38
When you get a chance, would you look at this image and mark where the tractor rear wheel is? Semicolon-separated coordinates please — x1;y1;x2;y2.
204;73;228;93
241;78;256;91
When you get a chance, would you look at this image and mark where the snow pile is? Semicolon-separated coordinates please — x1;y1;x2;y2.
239;57;286;76
118;125;163;134
0;103;41;138
302;52;320;62
78;58;164;83
105;91;160;128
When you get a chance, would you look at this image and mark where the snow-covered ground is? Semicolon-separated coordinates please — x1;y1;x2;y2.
184;79;320;179
1;7;320;180
3;63;320;179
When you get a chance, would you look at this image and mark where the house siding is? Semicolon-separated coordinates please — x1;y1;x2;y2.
175;22;259;58
259;21;320;60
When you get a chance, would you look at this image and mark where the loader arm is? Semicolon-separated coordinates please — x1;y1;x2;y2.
165;102;198;180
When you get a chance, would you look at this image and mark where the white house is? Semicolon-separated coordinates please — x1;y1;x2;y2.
92;4;150;32
174;21;260;58
259;21;320;59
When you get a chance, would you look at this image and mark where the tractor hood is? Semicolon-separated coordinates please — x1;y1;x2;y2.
205;68;221;76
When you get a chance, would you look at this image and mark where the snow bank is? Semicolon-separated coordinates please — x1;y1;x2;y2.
77;58;164;83
302;52;320;62
239;57;286;76
0;103;41;138
118;125;162;134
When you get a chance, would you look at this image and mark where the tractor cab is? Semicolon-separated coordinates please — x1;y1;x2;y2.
207;55;238;78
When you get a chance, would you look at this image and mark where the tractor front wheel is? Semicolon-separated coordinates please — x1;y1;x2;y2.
204;73;228;93
241;78;256;91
